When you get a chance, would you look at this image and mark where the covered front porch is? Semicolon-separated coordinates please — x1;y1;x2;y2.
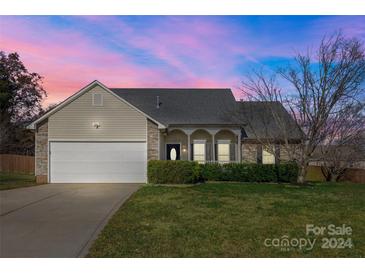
159;127;242;163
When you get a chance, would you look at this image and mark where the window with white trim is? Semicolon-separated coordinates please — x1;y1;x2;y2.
193;140;206;163
262;148;275;164
92;93;103;106
217;141;230;163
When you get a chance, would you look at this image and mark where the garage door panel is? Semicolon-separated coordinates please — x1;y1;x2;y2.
51;145;146;161
50;172;145;183
52;152;145;163
50;142;147;183
52;161;145;173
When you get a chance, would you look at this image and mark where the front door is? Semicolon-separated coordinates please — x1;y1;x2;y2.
166;144;181;160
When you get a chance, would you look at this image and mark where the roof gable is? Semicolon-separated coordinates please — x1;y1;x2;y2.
27;81;166;129
237;101;303;140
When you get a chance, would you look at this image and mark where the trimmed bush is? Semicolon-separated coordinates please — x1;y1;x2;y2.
148;160;201;184
200;162;298;183
249;164;277;182
148;160;299;184
200;162;223;181
276;162;299;183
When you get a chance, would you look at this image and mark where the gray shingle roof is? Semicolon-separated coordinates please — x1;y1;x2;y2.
111;88;302;140
236;101;303;140
111;88;238;126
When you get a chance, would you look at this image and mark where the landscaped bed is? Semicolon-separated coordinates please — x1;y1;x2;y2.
0;172;37;190
87;182;365;257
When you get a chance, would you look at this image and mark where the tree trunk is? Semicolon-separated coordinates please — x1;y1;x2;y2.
330;174;337;183
327;168;346;182
297;161;308;184
321;166;331;181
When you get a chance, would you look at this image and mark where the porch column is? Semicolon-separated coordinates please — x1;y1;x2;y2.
237;131;241;162
212;134;216;162
187;133;191;161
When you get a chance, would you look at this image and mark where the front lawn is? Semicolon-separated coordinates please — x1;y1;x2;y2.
0;172;37;190
87;182;365;258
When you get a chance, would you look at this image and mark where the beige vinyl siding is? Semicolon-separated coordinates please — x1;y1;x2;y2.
48;86;147;140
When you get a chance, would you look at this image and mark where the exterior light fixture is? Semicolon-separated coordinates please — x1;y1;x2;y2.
92;122;101;129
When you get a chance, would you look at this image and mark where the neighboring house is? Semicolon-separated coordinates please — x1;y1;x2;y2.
28;80;301;183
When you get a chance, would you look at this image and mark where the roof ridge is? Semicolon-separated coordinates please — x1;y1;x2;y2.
110;87;231;91
237;100;282;103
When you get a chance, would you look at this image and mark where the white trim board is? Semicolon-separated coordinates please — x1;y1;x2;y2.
217;139;231;144
48;139;147;142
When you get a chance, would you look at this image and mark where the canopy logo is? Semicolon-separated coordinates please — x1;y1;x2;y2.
264;235;316;252
264;224;353;252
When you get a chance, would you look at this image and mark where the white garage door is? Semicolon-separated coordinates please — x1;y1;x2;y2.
50;142;147;183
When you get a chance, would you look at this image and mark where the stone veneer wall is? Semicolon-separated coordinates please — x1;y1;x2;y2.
242;143;257;163
242;143;298;164
279;144;300;162
147;119;159;160
279;145;291;162
35;119;48;183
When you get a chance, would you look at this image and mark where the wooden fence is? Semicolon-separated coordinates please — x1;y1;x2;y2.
307;165;365;183
0;154;35;174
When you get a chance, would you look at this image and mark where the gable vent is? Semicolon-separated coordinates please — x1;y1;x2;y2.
92;93;103;106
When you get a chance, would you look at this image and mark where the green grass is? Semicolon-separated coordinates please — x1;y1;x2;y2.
87;182;365;258
0;172;37;190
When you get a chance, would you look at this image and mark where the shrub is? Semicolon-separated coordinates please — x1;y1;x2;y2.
200;162;223;181
276;162;299;183
249;164;277;182
221;163;252;181
200;162;298;183
148;160;201;184
148;160;299;184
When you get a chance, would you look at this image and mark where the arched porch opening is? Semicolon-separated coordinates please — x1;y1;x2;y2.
190;129;213;162
215;129;238;163
163;129;188;160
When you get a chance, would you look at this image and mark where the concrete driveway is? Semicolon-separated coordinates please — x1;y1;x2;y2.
0;183;141;258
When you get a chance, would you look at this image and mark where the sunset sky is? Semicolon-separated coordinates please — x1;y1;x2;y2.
1;16;364;106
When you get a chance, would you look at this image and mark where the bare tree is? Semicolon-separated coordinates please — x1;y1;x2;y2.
317;103;365;182
237;33;365;184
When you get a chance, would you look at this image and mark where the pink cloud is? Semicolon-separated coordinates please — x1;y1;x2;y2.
0;16;246;106
80;16;252;77
3;16;361;107
0;17;182;105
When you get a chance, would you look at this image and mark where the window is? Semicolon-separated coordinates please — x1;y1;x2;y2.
217;142;230;163
262;148;275;164
193;141;206;163
92;93;103;106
